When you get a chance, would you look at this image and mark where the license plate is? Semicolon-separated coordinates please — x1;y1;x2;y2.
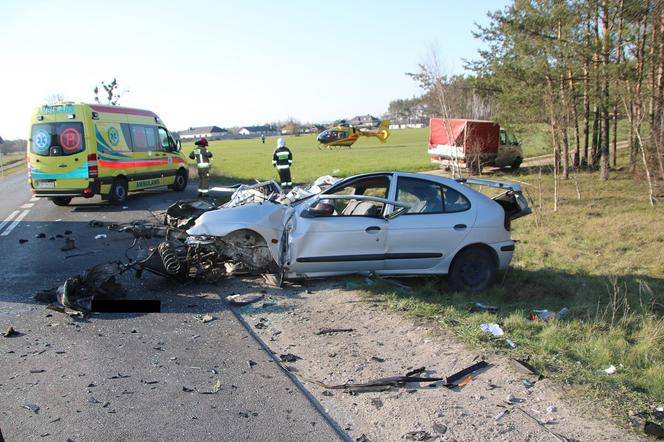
36;181;55;188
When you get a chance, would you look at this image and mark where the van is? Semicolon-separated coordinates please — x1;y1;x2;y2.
28;103;188;206
428;118;523;173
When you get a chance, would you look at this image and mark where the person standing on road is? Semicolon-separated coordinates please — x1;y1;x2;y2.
272;137;293;190
190;137;213;196
261;134;265;144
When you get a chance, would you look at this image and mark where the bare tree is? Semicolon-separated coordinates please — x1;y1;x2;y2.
93;78;127;105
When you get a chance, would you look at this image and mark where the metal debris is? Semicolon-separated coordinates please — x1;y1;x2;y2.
314;367;443;393
315;328;354;335
226;293;264;306
34;262;127;313
279;353;301;363
403;430;432;441
509;358;544;381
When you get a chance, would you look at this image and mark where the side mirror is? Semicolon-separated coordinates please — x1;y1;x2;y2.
384;206;408;220
175;139;182;152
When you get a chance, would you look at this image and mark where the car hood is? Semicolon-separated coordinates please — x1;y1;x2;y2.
187;202;291;238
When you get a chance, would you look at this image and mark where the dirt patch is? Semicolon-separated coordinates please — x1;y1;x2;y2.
233;278;641;441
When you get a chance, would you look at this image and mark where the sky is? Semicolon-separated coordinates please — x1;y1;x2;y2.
0;0;508;139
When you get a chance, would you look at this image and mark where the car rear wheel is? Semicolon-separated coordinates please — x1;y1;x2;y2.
448;246;496;292
50;197;72;206
169;169;188;191
109;177;128;205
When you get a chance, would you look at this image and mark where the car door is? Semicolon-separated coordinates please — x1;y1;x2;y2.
288;174;393;275
383;176;476;271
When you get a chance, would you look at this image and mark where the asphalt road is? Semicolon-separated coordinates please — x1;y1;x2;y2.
0;172;344;441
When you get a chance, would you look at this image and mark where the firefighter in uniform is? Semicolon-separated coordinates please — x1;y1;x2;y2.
272;138;293;189
189;137;213;196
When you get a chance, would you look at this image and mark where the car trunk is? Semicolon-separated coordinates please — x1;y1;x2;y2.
457;177;532;220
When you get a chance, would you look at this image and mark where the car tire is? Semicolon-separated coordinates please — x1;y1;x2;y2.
109;177;128;205
448;246;496;292
169;169;188;191
511;158;522;171
51;197;72;206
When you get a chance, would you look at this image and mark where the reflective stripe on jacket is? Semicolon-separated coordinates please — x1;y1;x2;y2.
272;146;293;169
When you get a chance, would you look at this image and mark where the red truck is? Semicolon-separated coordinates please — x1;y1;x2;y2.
428;118;523;173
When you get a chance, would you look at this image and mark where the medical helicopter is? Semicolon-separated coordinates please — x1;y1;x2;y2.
317;119;390;149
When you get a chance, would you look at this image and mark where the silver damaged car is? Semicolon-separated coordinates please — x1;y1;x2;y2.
186;171;531;292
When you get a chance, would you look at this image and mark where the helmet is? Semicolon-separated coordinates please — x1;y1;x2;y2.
195;137;208;147
277;138;285;148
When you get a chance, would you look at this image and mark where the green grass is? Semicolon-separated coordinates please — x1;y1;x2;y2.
182;123;633;185
182;128;432;184
0;152;26;179
348;153;664;414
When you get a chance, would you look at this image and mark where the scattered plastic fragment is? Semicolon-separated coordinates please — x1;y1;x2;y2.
444;360;489;389
604;365;617;375
108;373;130;379
247;360;257;368
88;220;104;228
182;386;194;392
480;323;504;337
470;302;498;313
432;423;447;435
94;234;107;240
3;326;18;337
195;314;214;323
212;380;221;393
19;239;28;244
35;233;46;238
494;409;510;421
528;307;569;321
458;375;473;388
547;405;557;413
22;404;40;414
226;293;264;306
64;230;72;235
505;339;517;348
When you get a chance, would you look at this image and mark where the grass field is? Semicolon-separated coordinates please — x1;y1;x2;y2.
182;124;632;185
0;152;26;179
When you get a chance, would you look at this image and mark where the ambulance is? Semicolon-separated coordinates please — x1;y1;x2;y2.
28;102;189;206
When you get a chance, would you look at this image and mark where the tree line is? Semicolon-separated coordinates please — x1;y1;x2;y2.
405;0;663;203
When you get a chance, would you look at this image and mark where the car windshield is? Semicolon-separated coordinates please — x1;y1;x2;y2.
31;122;86;156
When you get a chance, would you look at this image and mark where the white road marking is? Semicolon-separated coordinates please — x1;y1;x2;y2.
0;210;20;233
30;196;39;202
20;203;34;209
1;210;30;236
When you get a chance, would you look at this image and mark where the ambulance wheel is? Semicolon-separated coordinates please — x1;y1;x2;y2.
109;177;128;205
50;197;72;207
170;169;188;191
511;158;522;171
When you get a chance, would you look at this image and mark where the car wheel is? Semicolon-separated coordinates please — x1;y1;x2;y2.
50;197;72;206
109;177;128;205
511;158;522;171
169;169;188;191
448;246;496;292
